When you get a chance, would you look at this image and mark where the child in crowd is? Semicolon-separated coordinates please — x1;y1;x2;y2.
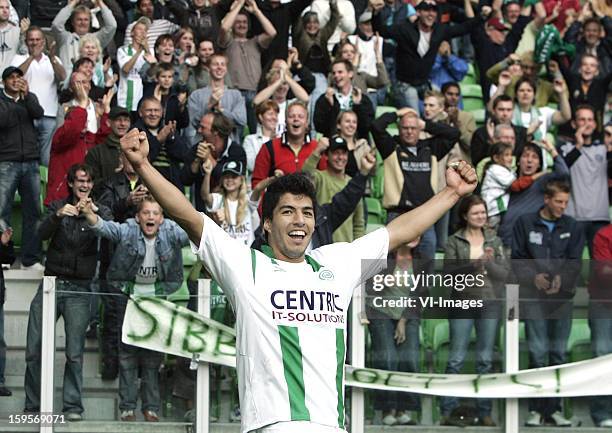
201;159;259;247
143;62;189;128
480;142;516;230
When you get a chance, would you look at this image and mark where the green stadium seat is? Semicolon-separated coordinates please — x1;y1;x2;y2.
365;197;386;225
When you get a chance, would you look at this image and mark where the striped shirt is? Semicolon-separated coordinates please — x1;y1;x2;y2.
192;213;388;433
117;45;147;112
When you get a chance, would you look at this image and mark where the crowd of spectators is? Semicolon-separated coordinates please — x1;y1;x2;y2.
0;0;610;427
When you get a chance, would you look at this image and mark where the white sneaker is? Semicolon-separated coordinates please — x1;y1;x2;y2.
229;405;241;422
120;410;135;421
550;411;572;427
599;419;612;427
66;412;82;422
396;412;415;425
525;411;542;427
20;262;44;272
382;413;397;426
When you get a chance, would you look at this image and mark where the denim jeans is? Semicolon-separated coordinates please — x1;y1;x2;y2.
393;81;420;115
367;308;421;412
0;161;41;266
240;89;257;135
24;280;91;414
34;116;57;167
440;317;499;417
0;304;5;385
589;302;612;425
116;295;162;412
577;221;609;258
524;301;572;417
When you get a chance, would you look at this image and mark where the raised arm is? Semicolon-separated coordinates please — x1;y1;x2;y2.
386;161;477;251
120;129;203;244
219;0;246;48
248;0;277;48
199;160;215;209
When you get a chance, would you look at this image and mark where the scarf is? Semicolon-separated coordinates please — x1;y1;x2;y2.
512;105;542;141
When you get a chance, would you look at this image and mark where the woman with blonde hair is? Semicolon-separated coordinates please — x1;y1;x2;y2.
78;34;114;88
335;110;374;177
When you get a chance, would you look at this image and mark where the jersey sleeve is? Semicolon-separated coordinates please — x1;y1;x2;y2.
190;212;254;304
310;227;389;298
206;193;223;213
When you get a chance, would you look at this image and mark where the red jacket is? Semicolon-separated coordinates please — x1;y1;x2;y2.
589;224;612;301
45;107;110;206
251;135;327;189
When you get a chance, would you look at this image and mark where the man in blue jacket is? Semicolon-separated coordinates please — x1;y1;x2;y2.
511;179;585;427
82;195;189;422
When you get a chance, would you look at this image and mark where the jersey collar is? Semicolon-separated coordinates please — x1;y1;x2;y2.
260;244;321;272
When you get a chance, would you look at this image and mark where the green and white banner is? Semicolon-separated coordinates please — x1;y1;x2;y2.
123;296;612;398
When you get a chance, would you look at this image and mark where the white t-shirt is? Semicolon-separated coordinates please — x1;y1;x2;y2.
191;213;389;433
133;237;158;296
519;106;555;139
206;194;259;247
10;54;61;117
117;44;147;112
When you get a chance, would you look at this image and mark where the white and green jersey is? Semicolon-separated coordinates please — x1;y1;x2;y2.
192;213;388;433
116;44;146;112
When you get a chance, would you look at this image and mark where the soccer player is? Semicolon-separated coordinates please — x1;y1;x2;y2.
119;128;477;432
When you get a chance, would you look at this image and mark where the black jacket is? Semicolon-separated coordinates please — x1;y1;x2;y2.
0;92;44;162
96;172;143;223
372;13;478;85
313;91;374;140
180;139;247;211
511;211;585;299
40;197;113;283
255;0;312;67
252;172;369;250
167;0;231;43
0;240;15;305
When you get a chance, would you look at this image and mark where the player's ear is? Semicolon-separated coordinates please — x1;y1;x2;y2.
263;218;272;235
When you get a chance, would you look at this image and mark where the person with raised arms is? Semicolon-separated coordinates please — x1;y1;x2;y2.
118;127;477;433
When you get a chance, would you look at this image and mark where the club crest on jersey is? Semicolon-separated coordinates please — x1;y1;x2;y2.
319;269;334;280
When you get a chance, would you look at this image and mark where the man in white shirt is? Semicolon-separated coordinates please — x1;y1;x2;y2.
11;26;66;166
118;126;477;433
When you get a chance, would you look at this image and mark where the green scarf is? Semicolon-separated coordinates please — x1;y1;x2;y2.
512;104;542;141
535;24;576;64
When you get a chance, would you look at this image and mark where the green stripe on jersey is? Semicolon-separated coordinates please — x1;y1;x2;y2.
126;80;134;112
278;325;310;421
250;249;256;284
305;255;321;272
335;328;345;428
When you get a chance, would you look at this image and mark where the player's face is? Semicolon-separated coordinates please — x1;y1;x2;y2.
136;201;164;238
265;193;315;262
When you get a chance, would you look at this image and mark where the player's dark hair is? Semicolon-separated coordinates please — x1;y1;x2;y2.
261;173;318;225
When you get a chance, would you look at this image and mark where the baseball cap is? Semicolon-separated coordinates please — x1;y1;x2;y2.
328;136;349;153
108;106;130;120
2;66;23;80
487;17;511;31
221;160;245;176
415;0;438;11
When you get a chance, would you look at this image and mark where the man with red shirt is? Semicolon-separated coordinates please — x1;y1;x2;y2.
589;224;612;427
46;72;112;206
251;101;326;189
